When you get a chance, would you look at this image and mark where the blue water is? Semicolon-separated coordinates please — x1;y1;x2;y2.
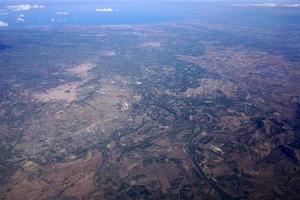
0;1;300;29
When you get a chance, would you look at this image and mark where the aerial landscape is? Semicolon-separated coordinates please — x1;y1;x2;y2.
0;0;300;200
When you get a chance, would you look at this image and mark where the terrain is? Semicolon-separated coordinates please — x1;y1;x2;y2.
0;21;300;200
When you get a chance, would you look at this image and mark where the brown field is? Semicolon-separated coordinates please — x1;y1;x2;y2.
7;151;102;200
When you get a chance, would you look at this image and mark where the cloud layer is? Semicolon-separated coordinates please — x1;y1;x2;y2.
95;8;113;12
0;9;8;15
233;3;300;8
7;4;45;12
0;21;8;27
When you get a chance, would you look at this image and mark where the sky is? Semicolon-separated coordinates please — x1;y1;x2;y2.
1;0;300;28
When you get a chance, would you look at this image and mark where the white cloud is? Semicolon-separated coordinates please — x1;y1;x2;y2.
55;11;69;15
50;18;62;23
95;8;113;12
16;14;25;22
0;21;8;27
233;3;300;8
7;4;45;12
17;17;25;22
